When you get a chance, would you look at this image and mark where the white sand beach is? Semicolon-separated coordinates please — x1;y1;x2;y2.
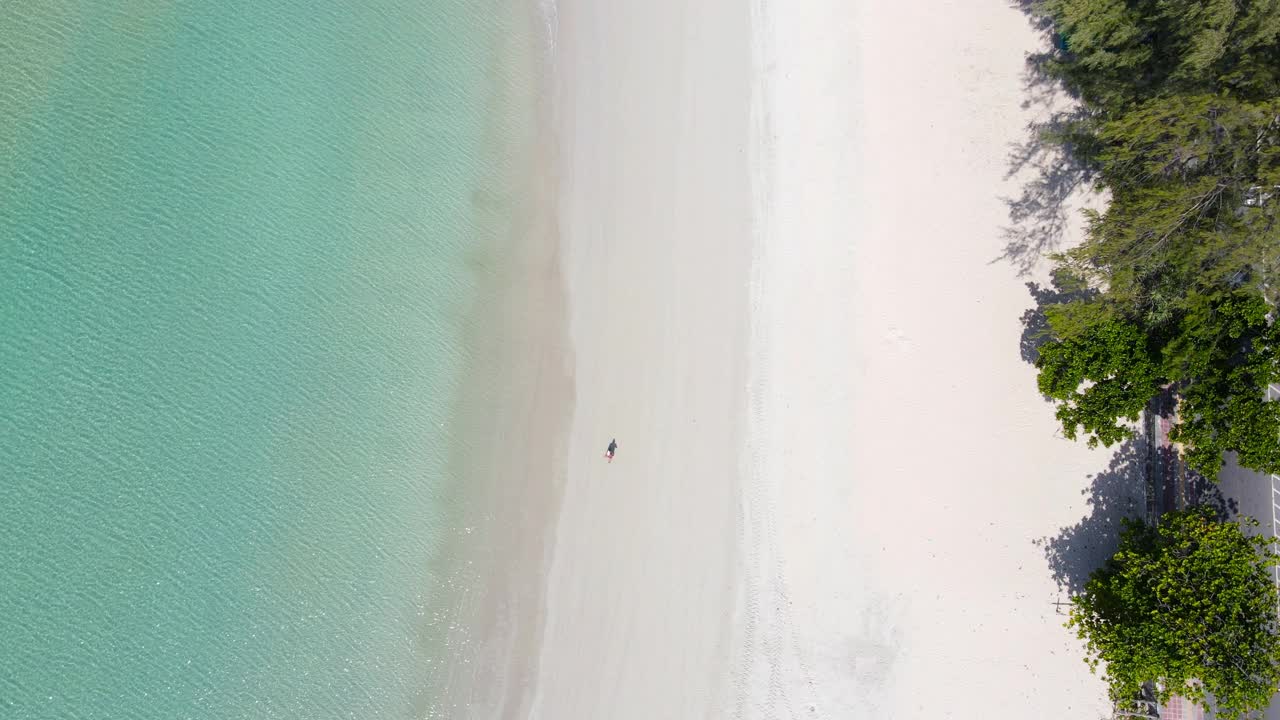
517;0;1118;717
528;0;752;716
732;2;1114;716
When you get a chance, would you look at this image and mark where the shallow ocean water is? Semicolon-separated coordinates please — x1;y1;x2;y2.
0;1;522;716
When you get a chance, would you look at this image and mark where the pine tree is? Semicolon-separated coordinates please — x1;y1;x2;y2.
1026;1;1280;476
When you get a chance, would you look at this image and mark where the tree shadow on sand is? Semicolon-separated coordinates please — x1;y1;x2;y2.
995;3;1098;276
1036;439;1147;594
1036;436;1240;596
1018;274;1099;365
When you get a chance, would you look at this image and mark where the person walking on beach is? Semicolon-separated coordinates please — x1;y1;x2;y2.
604;438;618;463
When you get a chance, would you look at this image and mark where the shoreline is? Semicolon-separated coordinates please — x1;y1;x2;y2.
441;1;1122;718
524;0;755;715
427;1;571;717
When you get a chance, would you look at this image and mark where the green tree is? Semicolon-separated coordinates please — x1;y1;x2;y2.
1054;95;1280;322
1069;507;1280;719
1022;6;1280;477
1032;0;1280;109
1167;291;1280;477
1036;290;1280;479
1036;315;1164;446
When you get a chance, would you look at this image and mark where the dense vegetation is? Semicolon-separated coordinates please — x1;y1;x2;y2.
1029;2;1280;714
1068;507;1280;719
1027;0;1280;479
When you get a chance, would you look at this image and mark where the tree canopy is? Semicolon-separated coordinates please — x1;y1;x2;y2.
1036;314;1162;446
1026;0;1280;478
1069;507;1280;718
1034;0;1280;110
1036;289;1280;478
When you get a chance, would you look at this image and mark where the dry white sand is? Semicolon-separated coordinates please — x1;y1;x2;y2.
733;2;1114;716
523;0;1117;718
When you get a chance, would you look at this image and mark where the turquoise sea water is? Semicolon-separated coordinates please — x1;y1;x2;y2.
0;2;523;717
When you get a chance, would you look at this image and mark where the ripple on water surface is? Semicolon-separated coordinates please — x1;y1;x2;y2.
0;1;523;717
